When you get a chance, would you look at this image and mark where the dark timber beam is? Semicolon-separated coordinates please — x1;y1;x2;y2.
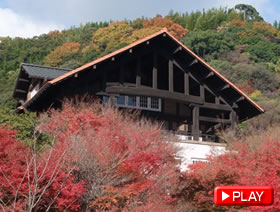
15;89;27;94
215;97;220;105
136;56;141;87
203;72;214;80
102;70;107;91
189;103;232;111
120;63;124;84
153;50;158;89
172;46;182;54
192;106;200;140
218;84;230;91
233;96;245;103
103;85;204;104
184;72;189;95
169;60;174;92
172;57;238;108
18;78;29;83
200;85;205;102
187;59;198;68
230;110;237;129
199;116;231;124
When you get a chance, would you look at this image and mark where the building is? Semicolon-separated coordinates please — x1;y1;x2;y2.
13;29;264;164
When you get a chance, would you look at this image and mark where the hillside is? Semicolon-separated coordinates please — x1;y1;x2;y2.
1;4;280;136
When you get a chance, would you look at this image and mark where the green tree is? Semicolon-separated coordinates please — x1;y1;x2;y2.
235;4;264;21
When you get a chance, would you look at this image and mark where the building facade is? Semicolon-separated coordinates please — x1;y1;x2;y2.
13;29;264;163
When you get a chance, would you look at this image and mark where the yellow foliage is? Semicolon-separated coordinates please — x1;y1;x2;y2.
92;21;133;51
253;21;278;37
250;90;262;98
44;42;80;66
127;26;162;43
237;29;257;39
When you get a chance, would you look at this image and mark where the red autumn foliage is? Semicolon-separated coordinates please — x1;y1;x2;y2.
143;16;188;39
177;128;280;211
0;126;85;211
39;101;180;210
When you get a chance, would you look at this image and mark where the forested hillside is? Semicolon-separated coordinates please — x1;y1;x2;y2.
2;4;280;211
1;4;280;136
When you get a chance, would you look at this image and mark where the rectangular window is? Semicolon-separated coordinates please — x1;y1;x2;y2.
128;96;137;107
116;96;125;105
103;96;109;104
140;96;148;108
150;97;159;109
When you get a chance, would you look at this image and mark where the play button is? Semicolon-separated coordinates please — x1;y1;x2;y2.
222;191;230;201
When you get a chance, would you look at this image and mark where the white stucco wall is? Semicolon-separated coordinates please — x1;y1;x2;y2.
174;136;226;171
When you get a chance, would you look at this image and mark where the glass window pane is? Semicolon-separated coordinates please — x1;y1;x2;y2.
140;96;148;108
116;96;125;105
128;96;136;107
150;97;159;109
103;96;109;103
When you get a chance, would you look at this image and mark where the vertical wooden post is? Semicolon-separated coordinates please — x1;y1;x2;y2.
136;56;141;87
153;50;158;89
215;97;220;104
192;106;200;140
102;70;107;91
176;103;180;116
120;63;124;84
169;60;173;92
230;110;236;129
200;85;205;101
184;72;189;95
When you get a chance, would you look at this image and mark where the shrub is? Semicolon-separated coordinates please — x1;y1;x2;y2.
38;101;180;210
178;125;280;211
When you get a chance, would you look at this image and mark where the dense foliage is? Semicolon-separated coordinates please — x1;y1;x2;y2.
0;102;180;211
177;126;280;211
1;4;280;211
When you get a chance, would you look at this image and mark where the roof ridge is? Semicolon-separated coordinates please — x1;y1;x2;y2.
21;63;72;71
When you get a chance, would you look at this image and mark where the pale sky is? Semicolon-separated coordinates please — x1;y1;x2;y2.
0;0;280;38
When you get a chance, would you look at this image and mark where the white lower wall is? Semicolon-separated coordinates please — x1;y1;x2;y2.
174;139;226;171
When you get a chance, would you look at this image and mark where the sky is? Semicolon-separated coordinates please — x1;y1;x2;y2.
0;0;280;38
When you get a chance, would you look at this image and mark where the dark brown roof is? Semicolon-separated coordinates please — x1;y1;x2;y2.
19;28;264;117
22;63;71;79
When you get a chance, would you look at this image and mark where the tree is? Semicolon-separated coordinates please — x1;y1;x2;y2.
38;101;180;211
235;4;264;21
44;42;81;67
182;30;235;59
143;16;188;39
0;126;86;211
91;21;134;52
177;125;280;211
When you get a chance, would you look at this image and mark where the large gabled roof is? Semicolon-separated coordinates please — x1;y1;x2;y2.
19;28;264;118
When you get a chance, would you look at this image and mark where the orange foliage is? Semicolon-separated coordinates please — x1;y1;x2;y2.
143;17;188;39
230;19;248;27
44;42;80;66
253;21;278;37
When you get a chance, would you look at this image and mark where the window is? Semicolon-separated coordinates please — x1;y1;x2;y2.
151;97;159;109
140;96;148;108
103;96;109;104
128;96;136;107
103;95;161;112
116;96;125;105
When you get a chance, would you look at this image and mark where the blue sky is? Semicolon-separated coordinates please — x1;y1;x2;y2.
1;0;280;38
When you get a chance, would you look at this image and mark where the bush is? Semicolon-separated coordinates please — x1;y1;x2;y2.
178;125;280;211
38;101;180;211
0;126;85;211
